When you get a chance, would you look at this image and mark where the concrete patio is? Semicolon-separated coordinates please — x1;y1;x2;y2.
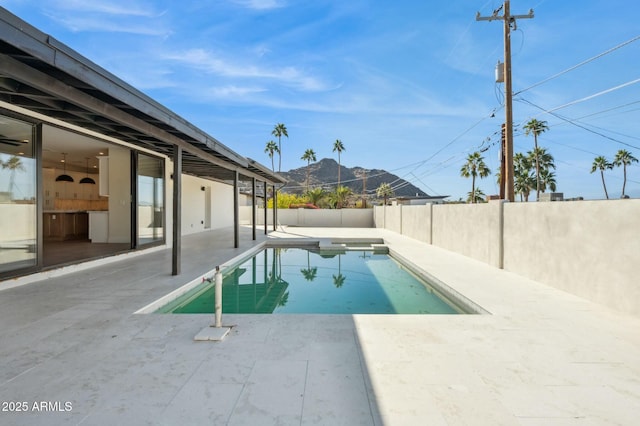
1;226;639;425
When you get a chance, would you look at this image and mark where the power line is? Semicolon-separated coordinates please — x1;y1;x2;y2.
573;100;640;122
540;78;640;114
517;100;640;139
516;97;640;150
514;34;640;96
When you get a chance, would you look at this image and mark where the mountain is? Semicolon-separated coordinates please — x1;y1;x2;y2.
279;158;430;197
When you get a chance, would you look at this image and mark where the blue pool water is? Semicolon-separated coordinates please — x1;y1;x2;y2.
158;247;461;314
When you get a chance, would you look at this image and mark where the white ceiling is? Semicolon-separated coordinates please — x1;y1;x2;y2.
42;125;112;172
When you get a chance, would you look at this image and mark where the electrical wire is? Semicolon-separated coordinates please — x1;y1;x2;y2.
516;98;640;150
572;100;640;121
514;34;640;96
542;78;640;114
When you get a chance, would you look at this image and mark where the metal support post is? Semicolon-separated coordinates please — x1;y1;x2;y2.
214;266;222;328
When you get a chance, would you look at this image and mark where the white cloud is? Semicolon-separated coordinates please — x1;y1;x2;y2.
46;14;171;35
49;0;161;17
164;48;330;92
209;85;267;98
42;0;169;35
230;0;285;11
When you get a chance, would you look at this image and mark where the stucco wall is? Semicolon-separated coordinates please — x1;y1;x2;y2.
252;208;373;227
503;199;640;316
375;200;640;317
400;204;432;243
341;209;374;228
431;202;503;268
384;206;402;234
180;175;234;235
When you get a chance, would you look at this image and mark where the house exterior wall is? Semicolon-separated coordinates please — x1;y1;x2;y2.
178;174;234;235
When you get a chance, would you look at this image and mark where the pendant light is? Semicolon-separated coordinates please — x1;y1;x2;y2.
55;152;74;182
79;157;96;184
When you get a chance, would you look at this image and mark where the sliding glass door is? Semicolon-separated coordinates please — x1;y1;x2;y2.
136;152;164;246
0;115;37;274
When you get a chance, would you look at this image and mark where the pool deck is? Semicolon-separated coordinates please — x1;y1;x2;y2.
1;226;639;425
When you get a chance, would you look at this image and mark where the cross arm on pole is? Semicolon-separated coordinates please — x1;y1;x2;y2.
476;9;534;22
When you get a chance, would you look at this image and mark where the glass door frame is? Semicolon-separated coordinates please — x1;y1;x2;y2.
0;108;42;280
131;150;166;249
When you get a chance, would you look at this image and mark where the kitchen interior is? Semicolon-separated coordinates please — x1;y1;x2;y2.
43;125;131;266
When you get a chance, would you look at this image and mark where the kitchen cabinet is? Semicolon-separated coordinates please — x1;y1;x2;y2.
43;212;89;241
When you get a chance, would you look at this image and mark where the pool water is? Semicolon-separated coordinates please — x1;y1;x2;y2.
158;247;460;314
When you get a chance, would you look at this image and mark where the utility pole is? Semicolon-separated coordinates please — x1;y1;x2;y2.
500;123;506;200
477;1;533;202
362;170;367;208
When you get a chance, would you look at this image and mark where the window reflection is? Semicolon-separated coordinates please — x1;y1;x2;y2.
0;115;37;273
137;153;164;245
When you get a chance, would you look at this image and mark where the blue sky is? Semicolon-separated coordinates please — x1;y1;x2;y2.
2;0;639;200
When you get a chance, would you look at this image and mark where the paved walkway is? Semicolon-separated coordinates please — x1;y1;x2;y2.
1;226;639;425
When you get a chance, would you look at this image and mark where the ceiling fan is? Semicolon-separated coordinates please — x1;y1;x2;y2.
0;134;26;146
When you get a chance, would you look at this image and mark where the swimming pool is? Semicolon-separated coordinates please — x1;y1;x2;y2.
155;246;467;314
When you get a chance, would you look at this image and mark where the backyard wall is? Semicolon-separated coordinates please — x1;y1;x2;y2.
0;204;36;242
502;200;640;317
247;208;374;228
374;200;640;317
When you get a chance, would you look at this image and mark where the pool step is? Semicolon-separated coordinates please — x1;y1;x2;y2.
319;238;388;253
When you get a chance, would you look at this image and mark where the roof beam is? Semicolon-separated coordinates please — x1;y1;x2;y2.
0;52;245;173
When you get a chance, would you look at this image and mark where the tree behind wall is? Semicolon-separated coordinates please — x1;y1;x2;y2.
460;152;490;204
613;149;638;198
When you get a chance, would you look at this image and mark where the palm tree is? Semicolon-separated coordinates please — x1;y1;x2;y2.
1;155;25;199
514;172;534;202
514;152;535;202
301;148;316;192
529;147;555;172
272;123;288;172
460;152;491;204
538;169;557;193
334;185;353;209
376;182;393;205
613;149;638;198
523;118;549;200
264;140;279;173
305;187;326;207
300;267;318;282
332;273;346;288
332;139;345;190
590;156;613;199
466;187;486;203
528;147;556;199
300;249;317;282
332;253;346;288
277;291;289;307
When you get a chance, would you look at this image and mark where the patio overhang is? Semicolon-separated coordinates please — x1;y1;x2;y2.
0;7;285;186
